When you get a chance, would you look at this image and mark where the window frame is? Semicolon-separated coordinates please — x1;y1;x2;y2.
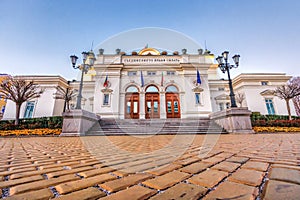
23;101;36;118
103;93;110;106
265;98;276;115
147;71;156;76
128;71;137;76
166;71;175;76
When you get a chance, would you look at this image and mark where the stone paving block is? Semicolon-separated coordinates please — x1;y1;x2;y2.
188;169;228;188
268;167;300;185
100;185;156;200
10;167;64;179
180;162;212;174
56;187;106;200
111;170;130;177
68;161;101;168
201;156;226;165
226;156;249;164
149;183;207;200
204;181;258;200
47;166;95;178
242;161;269;172
77;167;115;178
228;168;264;187
5;188;54;200
9;164;39;171
142;170;191;190
0;175;44;188
99;173;153;192
211;161;241;172
55;174;116;194
271;164;300;171
262;180;300;200
38;161;79;170
119;163;158;174
173;157;201;166
147;164;182;176
10;174;80;195
0;167;37;177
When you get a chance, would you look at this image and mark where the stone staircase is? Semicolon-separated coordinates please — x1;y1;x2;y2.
86;118;227;135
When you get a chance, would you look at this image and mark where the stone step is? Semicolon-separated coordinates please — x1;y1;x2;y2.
87;118;227;135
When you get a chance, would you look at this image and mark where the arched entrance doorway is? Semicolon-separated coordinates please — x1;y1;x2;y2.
125;86;139;119
165;85;181;118
145;85;160;119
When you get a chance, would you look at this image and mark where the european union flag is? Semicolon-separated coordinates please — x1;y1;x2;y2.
197;69;201;85
141;71;144;87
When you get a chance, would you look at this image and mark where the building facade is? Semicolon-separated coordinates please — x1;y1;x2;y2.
2;47;297;120
0;74;9;119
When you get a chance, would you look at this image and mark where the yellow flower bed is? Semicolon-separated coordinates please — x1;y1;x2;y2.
253;126;300;133
0;128;61;136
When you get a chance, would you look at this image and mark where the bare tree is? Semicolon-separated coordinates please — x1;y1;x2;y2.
291;77;300;116
53;85;76;112
235;92;245;107
275;79;300;120
0;76;43;125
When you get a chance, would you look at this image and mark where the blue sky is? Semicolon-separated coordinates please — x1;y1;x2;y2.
0;0;299;80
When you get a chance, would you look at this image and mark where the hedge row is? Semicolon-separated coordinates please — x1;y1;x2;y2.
251;113;300;121
251;113;300;127
0;116;63;130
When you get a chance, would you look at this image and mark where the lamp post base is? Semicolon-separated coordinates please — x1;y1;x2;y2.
60;109;100;136
210;107;254;134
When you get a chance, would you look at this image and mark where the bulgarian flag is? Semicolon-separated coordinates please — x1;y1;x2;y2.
103;75;108;87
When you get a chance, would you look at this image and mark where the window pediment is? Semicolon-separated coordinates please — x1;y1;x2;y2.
192;87;204;93
260;89;275;96
215;94;230;100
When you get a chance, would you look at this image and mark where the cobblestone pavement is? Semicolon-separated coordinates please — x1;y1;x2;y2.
0;134;300;200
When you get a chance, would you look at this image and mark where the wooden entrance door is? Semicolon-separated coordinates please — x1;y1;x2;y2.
145;93;160;119
125;93;139;119
166;93;181;118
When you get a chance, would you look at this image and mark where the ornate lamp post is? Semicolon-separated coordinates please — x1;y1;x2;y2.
70;50;96;109
216;51;240;108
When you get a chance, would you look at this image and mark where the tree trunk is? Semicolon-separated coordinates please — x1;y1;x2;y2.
286;99;292;120
15;103;21;125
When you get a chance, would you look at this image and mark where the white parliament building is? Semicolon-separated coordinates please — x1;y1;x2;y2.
2;47;297;120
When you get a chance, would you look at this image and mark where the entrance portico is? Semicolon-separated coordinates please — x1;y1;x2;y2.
95;47;214;119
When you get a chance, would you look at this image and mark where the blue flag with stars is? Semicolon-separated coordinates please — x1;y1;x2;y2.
141;71;144;87
197;69;201;85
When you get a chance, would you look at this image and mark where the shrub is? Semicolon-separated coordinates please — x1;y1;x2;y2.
0;116;63;130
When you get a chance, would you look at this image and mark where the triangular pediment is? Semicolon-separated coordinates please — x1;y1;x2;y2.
215;94;230;100
260;89;275;96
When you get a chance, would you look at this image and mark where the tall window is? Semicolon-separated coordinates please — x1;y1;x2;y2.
219;103;224;111
103;94;110;105
24;101;35;118
226;103;230;109
195;93;201;105
265;99;275;115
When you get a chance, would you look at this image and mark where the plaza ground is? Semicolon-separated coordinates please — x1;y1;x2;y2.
0;133;300;199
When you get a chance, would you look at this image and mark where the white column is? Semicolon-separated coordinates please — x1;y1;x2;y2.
160;91;166;119
140;92;145;119
119;93;125;119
